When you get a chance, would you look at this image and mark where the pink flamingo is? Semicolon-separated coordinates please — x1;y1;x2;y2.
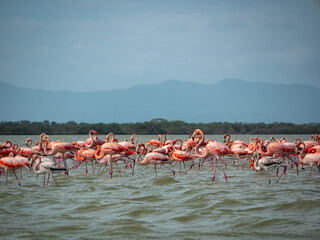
257;138;299;175
0;153;23;185
223;134;248;148
296;142;320;177
256;138;290;157
0;141;12;149
146;134;162;149
85;130;106;148
75;147;97;174
94;133;127;178
136;152;175;178
295;137;319;153
0;147;17;157
96;154;126;176
42;140;79;174
17;138;39;158
169;147;196;173
308;145;320;154
279;137;296;155
192;129;232;183
172;139;183;150
223;134;249;168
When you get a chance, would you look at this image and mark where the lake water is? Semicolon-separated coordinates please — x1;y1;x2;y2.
0;134;319;239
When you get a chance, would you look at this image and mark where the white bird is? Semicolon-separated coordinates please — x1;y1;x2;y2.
29;154;67;187
252;151;286;184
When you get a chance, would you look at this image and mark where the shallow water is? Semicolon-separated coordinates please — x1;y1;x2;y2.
0;134;319;239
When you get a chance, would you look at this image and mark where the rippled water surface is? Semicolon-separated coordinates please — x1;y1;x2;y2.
1;134;320;239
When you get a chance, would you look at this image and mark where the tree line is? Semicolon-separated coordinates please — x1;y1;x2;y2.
0;119;319;135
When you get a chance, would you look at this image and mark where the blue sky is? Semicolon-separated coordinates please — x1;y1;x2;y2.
0;0;319;92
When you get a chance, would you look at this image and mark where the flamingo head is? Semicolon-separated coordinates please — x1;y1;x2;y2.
192;129;202;139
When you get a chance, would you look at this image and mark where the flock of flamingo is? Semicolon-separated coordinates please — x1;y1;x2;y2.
0;129;319;186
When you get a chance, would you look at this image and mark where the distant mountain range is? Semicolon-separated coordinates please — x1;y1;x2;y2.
1;79;319;124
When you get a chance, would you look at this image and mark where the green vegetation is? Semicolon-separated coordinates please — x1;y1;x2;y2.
0;119;319;135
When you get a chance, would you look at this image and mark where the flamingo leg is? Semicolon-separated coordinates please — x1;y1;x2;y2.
190;161;195;169
20;169;23;179
62;154;68;175
161;164;175;178
12;170;21;186
276;166;287;183
285;154;299;176
212;158;217;182
211;158;215;170
309;165;313;178
47;174;50;186
43;174;46;186
97;164;102;174
239;157;244;169
51;174;59;187
220;158;227;169
183;161;187;174
114;161;121;176
92;161;94;175
179;162;182;173
85;161;88;174
100;163;108;173
131;160;135;176
218;157;228;183
154;164;157;179
109;159;113;179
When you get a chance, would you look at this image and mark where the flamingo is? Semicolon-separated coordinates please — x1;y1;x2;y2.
223;134;249;168
145;134;162;149
0;141;12;149
169;147;195;173
17;138;39;158
42;140;79;174
308;145;320;154
257;138;299;175
0;146;17;157
251;151;286;184
118;139;136;151
0;153;24;185
192;129;232;183
74;147;97;174
256;138;289;157
295;137;319;153
85;130;106;148
94;133;127;178
171;139;183;150
136;152;174;178
223;134;248;148
296;142;320;177
29;155;67;187
130;134;138;146
96;154;126;176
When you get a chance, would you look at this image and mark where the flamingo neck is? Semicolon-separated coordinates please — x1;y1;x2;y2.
258;139;267;154
194;130;207;158
42;141;54;156
94;145;104;159
299;143;306;161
